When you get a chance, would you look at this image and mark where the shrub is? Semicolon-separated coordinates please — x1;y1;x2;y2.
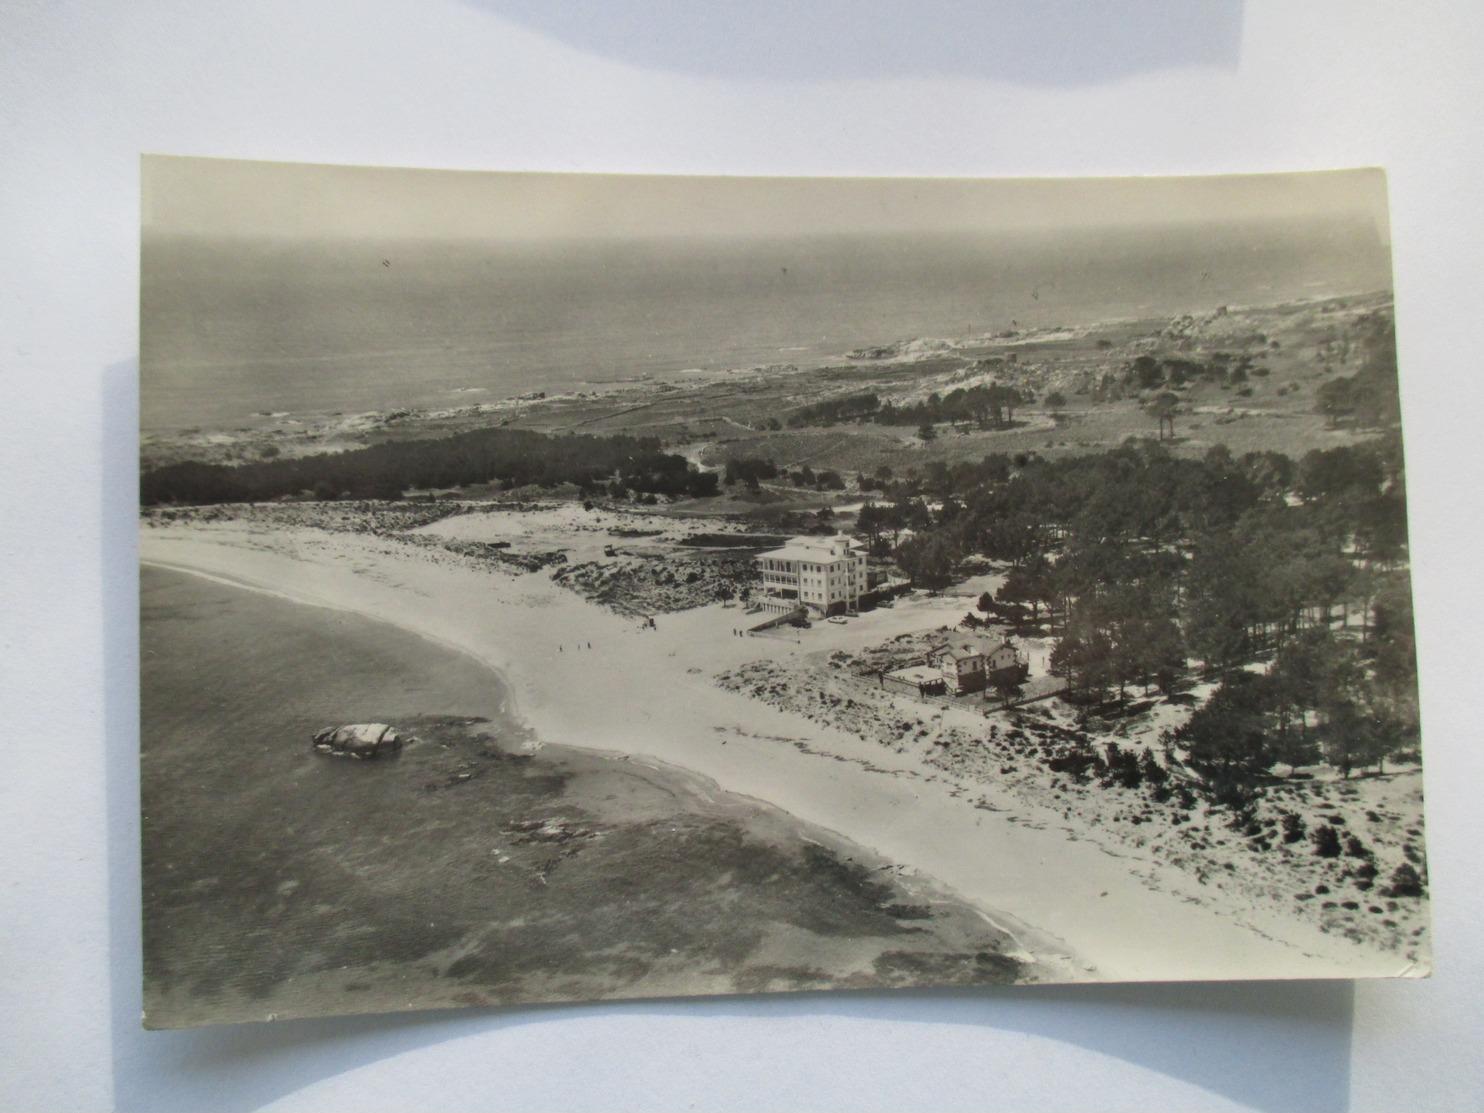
1311;824;1343;858
1139;749;1168;789
1102;744;1143;790
1281;813;1307;844
1046;748;1104;782
1212;781;1257;811
1382;862;1426;898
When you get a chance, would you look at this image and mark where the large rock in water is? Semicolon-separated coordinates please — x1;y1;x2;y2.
311;723;404;759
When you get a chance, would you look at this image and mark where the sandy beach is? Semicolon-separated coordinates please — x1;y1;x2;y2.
141;513;1414;983
142;565;1046;1026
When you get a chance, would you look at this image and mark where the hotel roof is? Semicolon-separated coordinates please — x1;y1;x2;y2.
757;537;864;563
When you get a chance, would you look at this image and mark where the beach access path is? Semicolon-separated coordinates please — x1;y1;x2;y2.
140;521;1411;983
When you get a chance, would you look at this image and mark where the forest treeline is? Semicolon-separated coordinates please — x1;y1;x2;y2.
140;427;721;505
787;385;1026;431
858;434;1417;787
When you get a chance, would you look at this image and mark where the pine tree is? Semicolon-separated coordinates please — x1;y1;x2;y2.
1172;674;1275;785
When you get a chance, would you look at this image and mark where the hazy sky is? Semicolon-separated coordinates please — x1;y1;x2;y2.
142;155;1390;244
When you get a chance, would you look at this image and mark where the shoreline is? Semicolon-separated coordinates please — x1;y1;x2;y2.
141;565;1046;1027
144;554;1070;986
140;522;1413;982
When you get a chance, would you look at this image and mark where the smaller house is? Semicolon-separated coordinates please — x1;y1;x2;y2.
982;640;1027;684
927;639;988;695
926;636;1028;696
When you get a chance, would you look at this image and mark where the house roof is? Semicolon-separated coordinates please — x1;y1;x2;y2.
929;640;983;662
930;636;1020;662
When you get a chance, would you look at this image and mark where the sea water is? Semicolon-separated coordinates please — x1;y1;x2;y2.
140;565;1032;1026
140;218;1391;432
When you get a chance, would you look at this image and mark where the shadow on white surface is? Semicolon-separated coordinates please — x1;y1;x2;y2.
109;988;1351;1112
463;0;1245;85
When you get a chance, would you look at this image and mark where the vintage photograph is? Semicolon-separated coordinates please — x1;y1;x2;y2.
139;157;1427;1029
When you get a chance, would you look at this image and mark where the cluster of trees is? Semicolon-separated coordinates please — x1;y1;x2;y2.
855;465;896;493
141;427;720;505
787;465;845;490
723;456;779;491
1176;605;1417;785
721;456;847;493
857;432;1416;779
877;384;1028;431
783;384;1030;432
858;498;933;553
786;392;880;428
1124;351;1261;392
1048;586;1186;701
868;438;1403;570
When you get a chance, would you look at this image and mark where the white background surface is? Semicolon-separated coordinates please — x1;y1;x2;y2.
3;2;1483;1109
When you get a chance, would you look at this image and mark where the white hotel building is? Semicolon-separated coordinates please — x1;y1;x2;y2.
754;536;868;617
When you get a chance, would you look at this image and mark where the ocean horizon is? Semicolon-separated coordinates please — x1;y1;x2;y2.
141;217;1391;433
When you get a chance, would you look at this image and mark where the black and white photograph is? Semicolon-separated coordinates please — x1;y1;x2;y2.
139;157;1427;1030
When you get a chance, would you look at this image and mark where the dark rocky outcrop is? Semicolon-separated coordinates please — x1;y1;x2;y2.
311;723;407;759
